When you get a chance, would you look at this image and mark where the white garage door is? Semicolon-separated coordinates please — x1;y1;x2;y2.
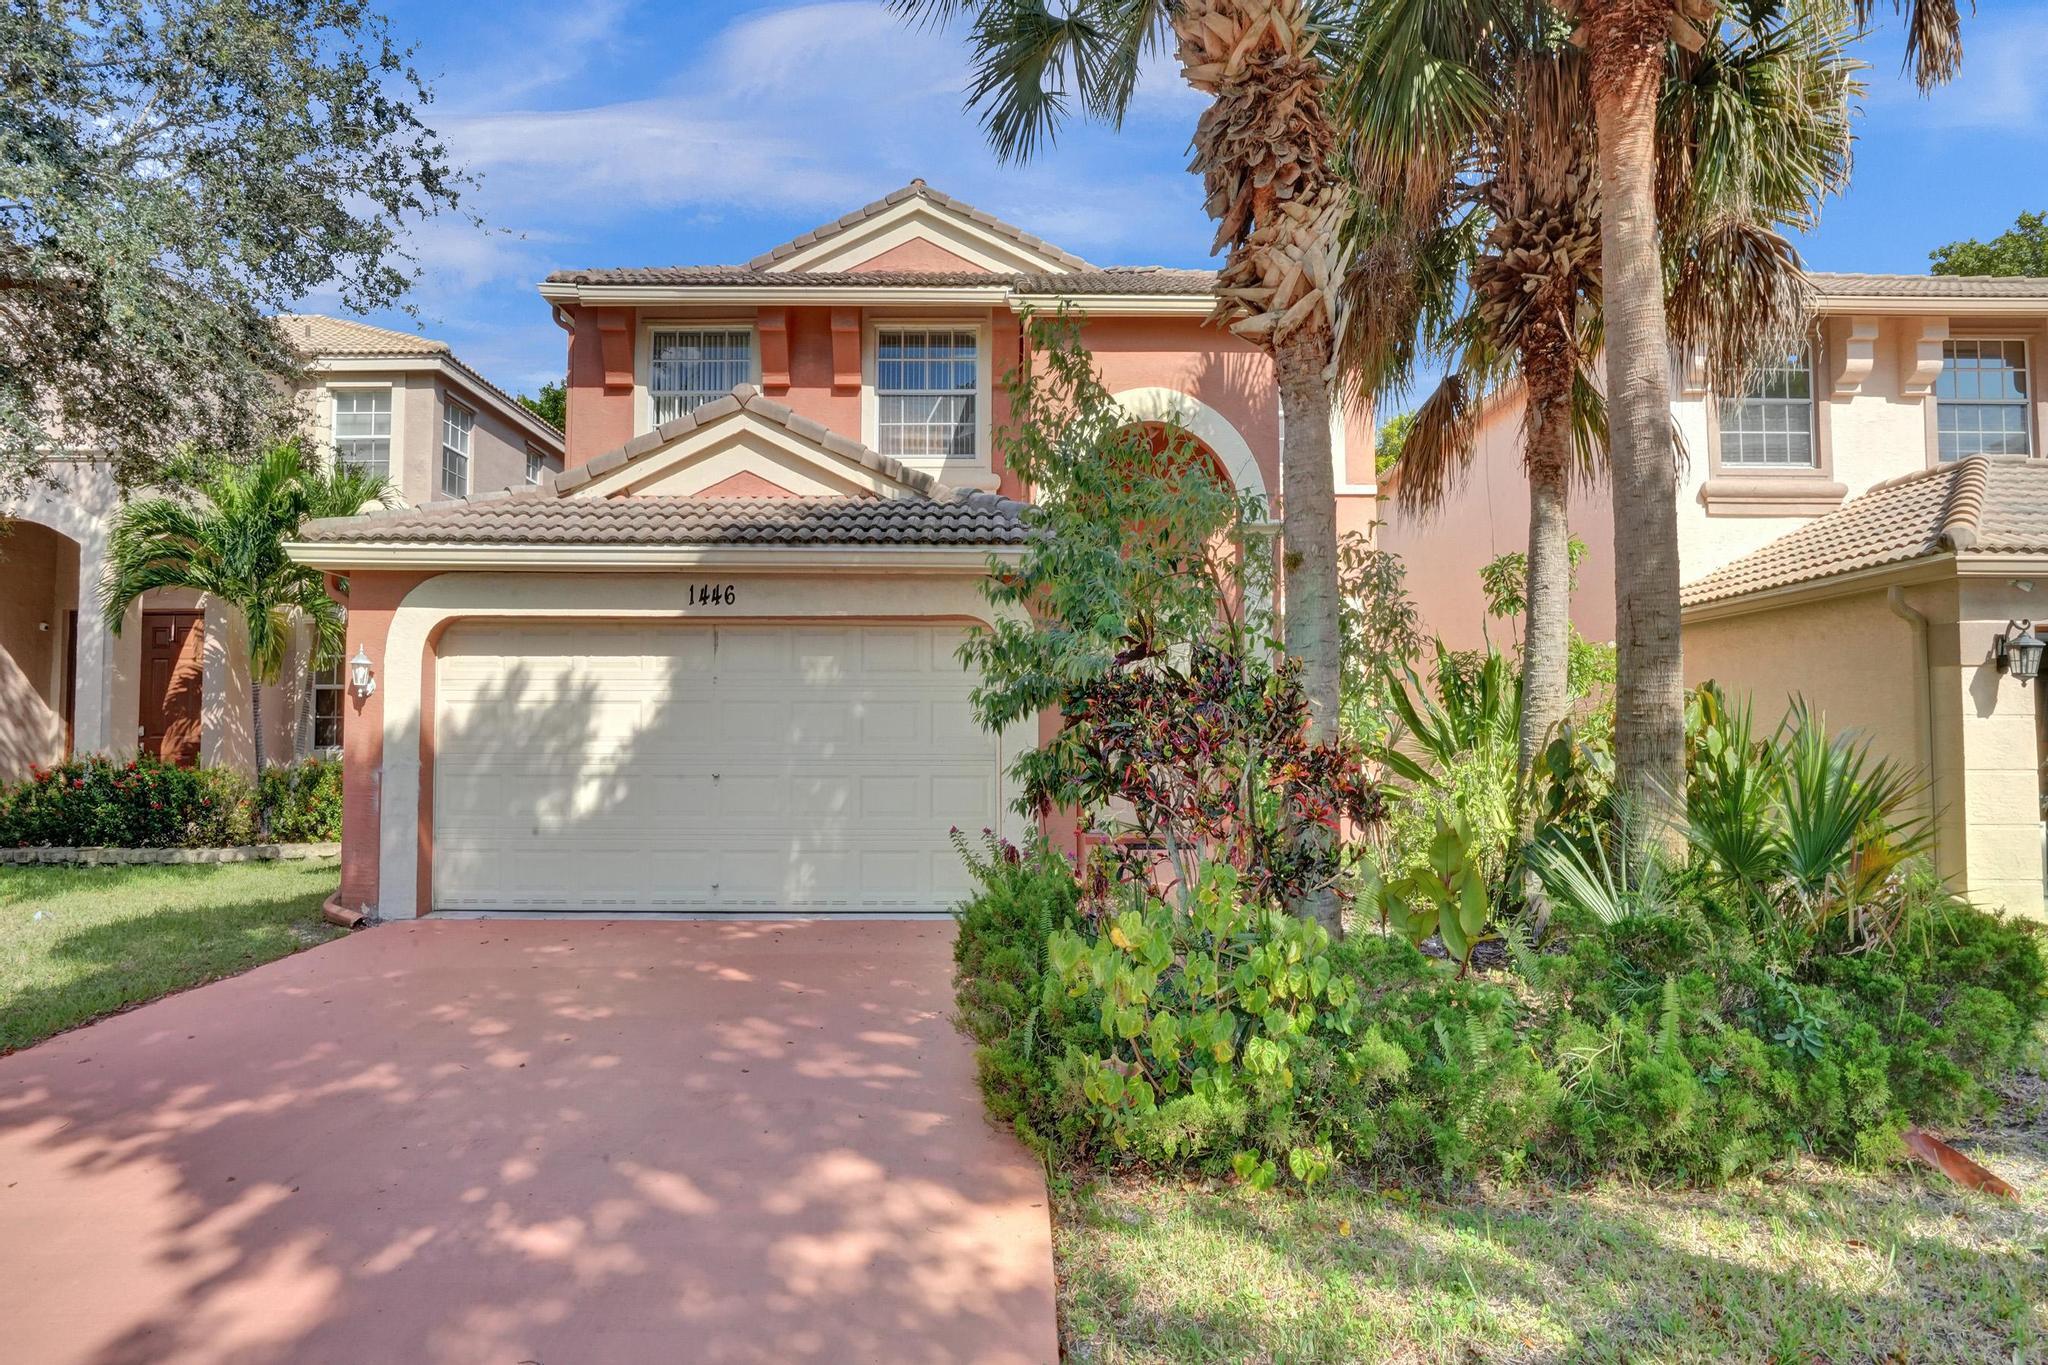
432;621;998;912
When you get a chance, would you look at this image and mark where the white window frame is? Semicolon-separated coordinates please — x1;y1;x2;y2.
328;384;394;480
441;398;474;497
635;319;758;433
304;654;345;756
1935;336;2034;462
1716;347;1819;469
525;443;559;485
861;317;993;480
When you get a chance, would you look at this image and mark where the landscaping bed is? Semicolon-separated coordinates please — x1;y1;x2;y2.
0;860;344;1052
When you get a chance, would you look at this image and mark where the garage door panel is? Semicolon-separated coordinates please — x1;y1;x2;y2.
433;621;996;912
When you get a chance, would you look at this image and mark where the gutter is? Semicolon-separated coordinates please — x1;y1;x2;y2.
1886;585;1941;863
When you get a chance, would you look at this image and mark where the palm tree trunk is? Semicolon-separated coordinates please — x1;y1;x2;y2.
1590;7;1686;850
1275;321;1344;938
1518;417;1572;783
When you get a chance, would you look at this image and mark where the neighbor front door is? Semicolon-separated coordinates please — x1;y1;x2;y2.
141;611;204;766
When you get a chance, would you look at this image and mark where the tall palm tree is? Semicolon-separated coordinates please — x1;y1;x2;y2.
895;1;1351;717
1340;1;1855;803
1565;0;1964;843
102;442;388;778
896;0;1360;933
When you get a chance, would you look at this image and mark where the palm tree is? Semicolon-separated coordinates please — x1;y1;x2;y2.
894;0;1351;729
1565;0;1965;843
896;0;1362;933
1340;2;1854;805
102;442;388;778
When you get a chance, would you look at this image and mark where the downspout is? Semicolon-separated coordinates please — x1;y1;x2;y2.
1887;586;1939;863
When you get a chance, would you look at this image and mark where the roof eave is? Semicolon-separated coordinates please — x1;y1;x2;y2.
284;541;1025;572
1812;294;2048;316
1679;554;1958;621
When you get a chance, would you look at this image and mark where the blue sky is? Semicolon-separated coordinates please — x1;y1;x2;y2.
344;0;2048;408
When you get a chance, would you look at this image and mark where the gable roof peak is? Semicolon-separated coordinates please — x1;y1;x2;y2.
747;180;1092;273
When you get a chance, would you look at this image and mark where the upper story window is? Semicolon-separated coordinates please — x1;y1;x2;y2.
1937;338;2031;460
651;327;752;423
876;327;977;459
332;389;392;479
441;399;473;497
1718;348;1816;468
525;444;559;485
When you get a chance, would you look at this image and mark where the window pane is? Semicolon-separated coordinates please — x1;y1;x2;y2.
333;390;392;479
1719;348;1817;467
1937;339;2032;460
441;401;472;496
874;328;978;459
650;328;752;423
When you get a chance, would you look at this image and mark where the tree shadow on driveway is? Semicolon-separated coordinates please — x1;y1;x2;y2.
0;918;1058;1365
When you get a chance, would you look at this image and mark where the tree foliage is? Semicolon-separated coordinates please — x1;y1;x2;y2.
1929;210;2048;278
518;381;568;431
0;0;468;495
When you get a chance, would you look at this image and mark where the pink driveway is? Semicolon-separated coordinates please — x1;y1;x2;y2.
0;920;1058;1365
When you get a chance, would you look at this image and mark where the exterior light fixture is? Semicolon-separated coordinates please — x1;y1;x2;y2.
348;645;377;699
1994;619;2044;686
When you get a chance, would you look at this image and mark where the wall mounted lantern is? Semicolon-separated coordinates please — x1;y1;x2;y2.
1994;619;2044;686
348;645;377;699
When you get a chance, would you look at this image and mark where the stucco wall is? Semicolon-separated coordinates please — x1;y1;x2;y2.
1686;578;2046;921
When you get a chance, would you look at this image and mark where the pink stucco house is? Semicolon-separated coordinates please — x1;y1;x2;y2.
289;182;1378;919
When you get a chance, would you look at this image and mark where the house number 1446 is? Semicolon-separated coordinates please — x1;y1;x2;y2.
688;583;737;606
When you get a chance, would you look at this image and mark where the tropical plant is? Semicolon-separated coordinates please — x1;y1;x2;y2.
1686;686;1931;957
0;0;467;495
967;317;1376;932
1339;0;1859;835
1361;809;1496;970
1335;529;1423;748
100;442;389;781
894;0;1354;759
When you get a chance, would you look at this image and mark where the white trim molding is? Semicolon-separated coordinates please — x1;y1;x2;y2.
1110;386;1268;504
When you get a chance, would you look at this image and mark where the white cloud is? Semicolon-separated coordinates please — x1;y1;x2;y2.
1864;12;2048;133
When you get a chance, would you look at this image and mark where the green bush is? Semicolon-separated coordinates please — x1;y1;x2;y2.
256;758;343;842
953;835;2046;1188
0;754;345;847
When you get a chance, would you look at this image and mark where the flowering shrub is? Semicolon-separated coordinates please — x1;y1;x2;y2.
256;758;344;842
0;755;343;847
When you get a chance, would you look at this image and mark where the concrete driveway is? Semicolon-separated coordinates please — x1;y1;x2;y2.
0;920;1058;1364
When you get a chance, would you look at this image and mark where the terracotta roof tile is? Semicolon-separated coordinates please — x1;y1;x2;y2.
540;264;1219;294
745;180;1093;271
295;383;1027;549
1809;272;2048;299
1682;457;2048;607
296;490;1028;547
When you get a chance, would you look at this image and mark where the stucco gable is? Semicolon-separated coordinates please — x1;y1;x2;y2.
559;385;946;502
751;180;1090;275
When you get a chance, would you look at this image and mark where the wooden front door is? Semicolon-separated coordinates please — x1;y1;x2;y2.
142;611;204;766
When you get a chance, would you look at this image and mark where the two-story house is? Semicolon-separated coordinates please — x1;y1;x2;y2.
0;316;563;785
1377;273;2048;916
288;181;1379;920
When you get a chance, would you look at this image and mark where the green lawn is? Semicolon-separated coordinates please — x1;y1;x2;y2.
0;860;344;1053
1057;1067;2048;1364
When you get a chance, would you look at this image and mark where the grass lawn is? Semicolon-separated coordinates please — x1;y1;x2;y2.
1056;1066;2048;1363
0;860;344;1053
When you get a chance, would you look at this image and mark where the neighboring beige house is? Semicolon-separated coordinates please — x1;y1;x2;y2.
0;317;563;784
1379;272;2047;917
